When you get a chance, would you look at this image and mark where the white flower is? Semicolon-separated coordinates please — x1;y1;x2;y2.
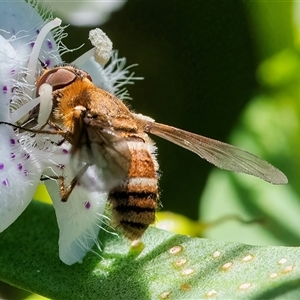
0;0;61;233
39;0;127;26
0;0;140;265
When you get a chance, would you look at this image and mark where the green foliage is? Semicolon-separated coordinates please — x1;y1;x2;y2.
200;1;300;248
1;201;300;299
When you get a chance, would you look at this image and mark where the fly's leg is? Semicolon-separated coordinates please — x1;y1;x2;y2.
48;138;66;147
0;121;67;136
40;163;89;202
40;174;73;202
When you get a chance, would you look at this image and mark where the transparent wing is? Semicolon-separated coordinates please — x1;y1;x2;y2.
74;126;130;192
143;121;287;185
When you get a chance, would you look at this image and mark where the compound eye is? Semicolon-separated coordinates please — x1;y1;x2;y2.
36;67;77;93
47;68;77;89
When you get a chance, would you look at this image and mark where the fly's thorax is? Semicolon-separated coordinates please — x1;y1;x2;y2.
109;136;160;240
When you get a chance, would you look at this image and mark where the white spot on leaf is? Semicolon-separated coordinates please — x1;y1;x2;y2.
222;262;233;271
169;245;182;255
206;289;217;297
269;272;278;279
278;258;288;265
282;265;294;274
212;250;221;258
239;282;251;290
242;254;253;262
181;268;194;276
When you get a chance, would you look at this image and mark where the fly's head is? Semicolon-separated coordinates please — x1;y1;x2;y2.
32;65;93;131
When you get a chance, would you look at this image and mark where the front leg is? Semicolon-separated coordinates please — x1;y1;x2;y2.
40;163;89;202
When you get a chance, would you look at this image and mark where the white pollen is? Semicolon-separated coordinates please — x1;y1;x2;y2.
89;28;112;65
239;283;251;290
160;291;171;299
242;254;254;262
222;262;233;270
282;265;294;274
278;258;288;265
269;272;278;279
169;245;182;255
174;258;187;267
212;251;221;258
206;290;217;297
181;268;194;276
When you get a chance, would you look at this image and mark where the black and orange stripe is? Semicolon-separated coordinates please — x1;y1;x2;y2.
109;141;159;240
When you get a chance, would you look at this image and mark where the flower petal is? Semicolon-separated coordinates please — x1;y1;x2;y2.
0;125;42;232
0;1;61;70
39;1;127;26
45;164;108;265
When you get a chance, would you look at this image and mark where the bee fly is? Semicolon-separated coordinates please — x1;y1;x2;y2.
26;65;288;240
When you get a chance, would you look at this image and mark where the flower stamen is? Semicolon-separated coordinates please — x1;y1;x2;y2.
26;17;62;87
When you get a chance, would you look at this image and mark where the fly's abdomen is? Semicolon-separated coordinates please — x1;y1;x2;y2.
109;141;159;240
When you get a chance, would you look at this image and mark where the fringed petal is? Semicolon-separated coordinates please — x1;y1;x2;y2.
0;125;42;232
45;165;108;265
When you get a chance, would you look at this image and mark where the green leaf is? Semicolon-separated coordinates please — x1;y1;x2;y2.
200;50;300;248
1;201;300;299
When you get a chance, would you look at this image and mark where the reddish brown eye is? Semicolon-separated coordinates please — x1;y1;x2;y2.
46;68;77;89
36;67;77;95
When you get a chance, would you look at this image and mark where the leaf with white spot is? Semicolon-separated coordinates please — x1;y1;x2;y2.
1;201;300;299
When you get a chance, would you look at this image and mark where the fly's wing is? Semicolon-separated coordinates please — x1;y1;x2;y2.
73;125;130;192
143;121;287;185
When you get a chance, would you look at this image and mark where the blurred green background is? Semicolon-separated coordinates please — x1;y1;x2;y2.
2;0;300;298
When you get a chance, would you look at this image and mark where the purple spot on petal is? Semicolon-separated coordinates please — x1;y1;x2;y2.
23;153;30;160
85;201;91;209
2;179;8;186
36;29;40;34
45;59;51;67
11;69;15;75
23;170;28;176
10;138;15;145
10;152;15;159
62;149;68;154
47;39;53;49
30;41;35;48
0;163;4;170
58;164;65;170
2;86;8;94
18;163;23;170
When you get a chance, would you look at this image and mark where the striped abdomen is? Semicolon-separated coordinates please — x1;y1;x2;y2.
109;139;159;240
